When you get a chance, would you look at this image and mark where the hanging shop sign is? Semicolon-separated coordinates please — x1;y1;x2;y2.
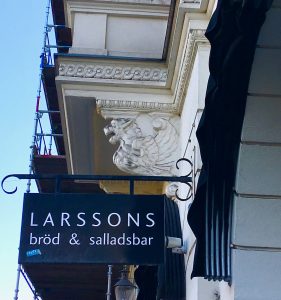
19;193;164;265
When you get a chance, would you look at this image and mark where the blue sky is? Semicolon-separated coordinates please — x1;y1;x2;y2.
0;1;52;298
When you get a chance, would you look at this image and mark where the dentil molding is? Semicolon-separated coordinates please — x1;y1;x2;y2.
103;113;180;176
96;99;178;117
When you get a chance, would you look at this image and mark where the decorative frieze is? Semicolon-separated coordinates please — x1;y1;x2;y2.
58;63;168;82
103;113;179;176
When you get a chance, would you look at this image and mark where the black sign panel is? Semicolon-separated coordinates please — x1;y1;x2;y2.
19;193;164;265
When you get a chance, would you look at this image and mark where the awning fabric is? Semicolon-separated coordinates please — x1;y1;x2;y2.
187;0;273;282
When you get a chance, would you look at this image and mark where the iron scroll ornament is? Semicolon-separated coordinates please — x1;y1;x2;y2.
1;159;192;200
175;158;193;201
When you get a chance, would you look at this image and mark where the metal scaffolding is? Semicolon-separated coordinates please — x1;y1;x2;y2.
27;0;55;193
14;0;58;299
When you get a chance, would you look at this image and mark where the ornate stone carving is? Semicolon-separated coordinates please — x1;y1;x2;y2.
104;113;179;176
59;63;168;82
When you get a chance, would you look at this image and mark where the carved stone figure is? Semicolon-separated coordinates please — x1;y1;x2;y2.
104;113;179;176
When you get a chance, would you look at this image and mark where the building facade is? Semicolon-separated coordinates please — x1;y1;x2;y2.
19;0;281;299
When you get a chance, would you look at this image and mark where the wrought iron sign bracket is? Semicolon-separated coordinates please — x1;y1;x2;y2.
2;158;192;201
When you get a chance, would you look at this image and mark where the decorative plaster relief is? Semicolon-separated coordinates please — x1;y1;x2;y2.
59;63;168;82
104;113;179;176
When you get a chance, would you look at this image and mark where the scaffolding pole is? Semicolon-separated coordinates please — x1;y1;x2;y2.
20;268;40;300
14;1;52;299
27;0;51;192
13;264;21;300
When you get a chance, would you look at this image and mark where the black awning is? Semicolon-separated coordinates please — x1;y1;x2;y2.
187;0;273;282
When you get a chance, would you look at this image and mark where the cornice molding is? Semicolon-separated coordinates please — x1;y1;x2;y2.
56;30;208;118
173;29;208;112
58;63;168;82
96;29;208;117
